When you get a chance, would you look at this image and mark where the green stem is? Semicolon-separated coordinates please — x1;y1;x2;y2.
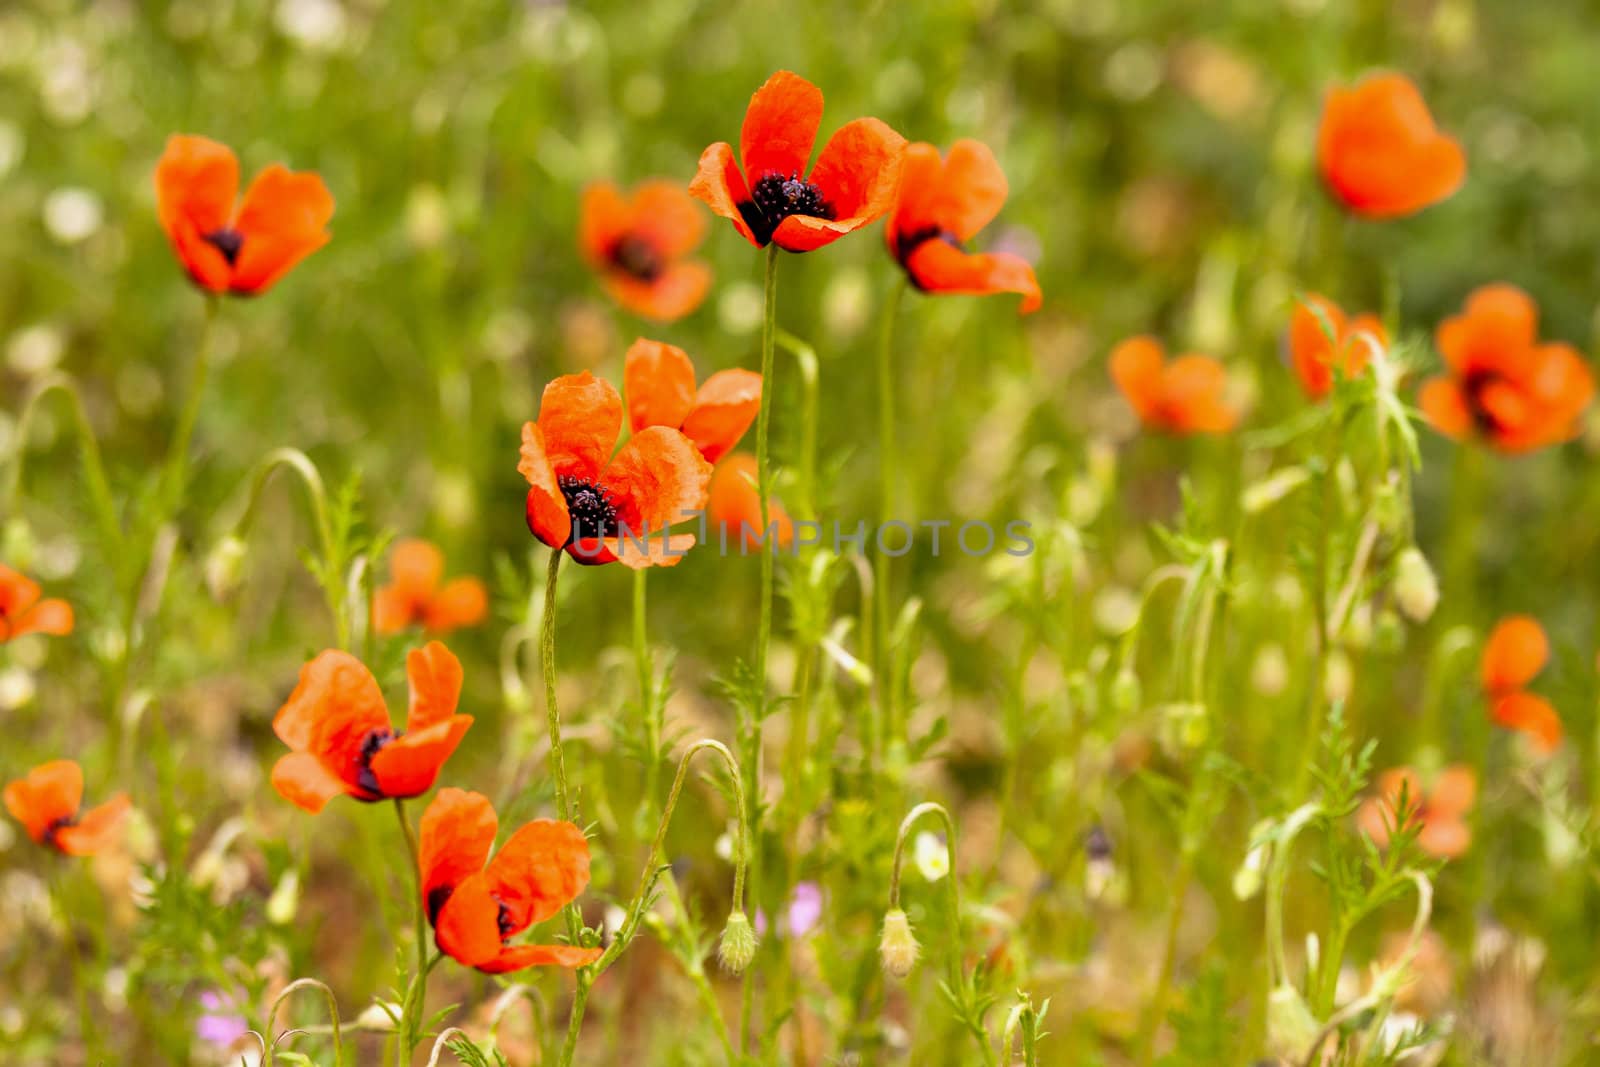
5;373;123;561
542;548;573;823
159;296;219;511
635;568;660;816
874;280;907;767
394;800;428;1065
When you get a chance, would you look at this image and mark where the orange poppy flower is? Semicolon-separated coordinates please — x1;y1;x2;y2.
1109;336;1238;435
519;371;712;568
885;140;1041;313
1317;73;1465;219
1358;765;1475;859
623;338;761;464
271;642;473;813
0;564;73;643
372;539;489;637
155;134;334;295
420;788;603;973
1480;614;1563;752
1419;285;1594;453
708;453;794;552
4;760;129;856
1287;293;1387;399
690;70;906;252
579;180;711;321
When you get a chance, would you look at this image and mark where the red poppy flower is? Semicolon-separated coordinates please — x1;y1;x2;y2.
155;134;334;295
1287;293;1387;399
372;539;489;637
1480;614;1563;752
579;181;711;321
519;371;712;568
885;140;1041;313
420;788;603;974
271;642;473;813
1419;285;1594;453
3;760;128;856
1358;765;1475;859
623;338;761;464
1317;73;1465;219
708;453;794;552
690;70;906;252
0;564;73;643
1109;336;1238;435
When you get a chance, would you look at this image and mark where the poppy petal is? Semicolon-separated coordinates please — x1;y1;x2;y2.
486;818;592;931
688;142;759;247
1164;355;1237;433
538;372;622;482
1429;764;1478;819
740;70;823;183
1417;817;1470;859
769;213;857;253
419;788;497;905
886;142;945;253
479;944;603;974
434;871;503;968
604;261;713;322
603;426;713;537
709;454;793;552
270;752;351;814
1436;284;1537;375
13;597;74;639
928;139;1009;243
1491;691;1563;753
370;715;473;799
805;116;907;230
623;339;698;434
388;539;443;600
902;241;1041;314
628;180;708;260
3;760;83;842
372;586;415;635
1288;294;1349;399
155;135;239;290
273;651;389;787
1482;615;1548;692
1110;336;1166;421
54;794;131;856
682;369;762;463
519;422;572;550
423;577;489;633
406;641;463;732
577;181;630;267
0;564;42;620
587;533;699;570
1418;377;1471;438
231;164;335;294
1528;343;1595;424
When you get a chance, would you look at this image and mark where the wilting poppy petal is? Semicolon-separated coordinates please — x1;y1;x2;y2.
681;369;762;463
902;240;1041;314
369;715;473;799
230;164;335;294
485;819;592;932
479;944;603;974
604;261;713;322
538;372;622;482
519;422;572;550
1492;691;1563;752
3;760;83;842
624;339;698;434
420;788;498;905
270;752;351;814
406;641;463;732
54;794;131;856
424;577;489;633
1110;336;1165;422
689;142;758;247
604;426;713;538
273;650;389;766
434;872;504;968
1482;615;1548;692
740;70;824;183
927;139;1009;243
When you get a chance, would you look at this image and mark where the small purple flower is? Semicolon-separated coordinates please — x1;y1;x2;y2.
196;990;249;1047
786;881;822;939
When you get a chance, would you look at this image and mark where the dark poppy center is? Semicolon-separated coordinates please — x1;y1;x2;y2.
559;475;621;543
426;884;454;924
1462;369;1510;434
202;227;245;266
609;235;664;283
355;727;399;797
740;172;834;246
41;814;76;849
893;226;962;275
494;897;517;940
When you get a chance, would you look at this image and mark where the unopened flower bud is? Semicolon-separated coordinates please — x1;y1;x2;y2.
1233;842;1267;900
204;535;248;601
879;908;920;979
717;910;757;975
1265;984;1320;1061
1393;547;1439;623
266;870;300;925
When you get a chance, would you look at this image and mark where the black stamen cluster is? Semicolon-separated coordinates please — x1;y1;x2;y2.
1463;369;1508;434
355;727;398;797
559;475;621;542
609;235;664;282
740;172;834;245
203;227;245;266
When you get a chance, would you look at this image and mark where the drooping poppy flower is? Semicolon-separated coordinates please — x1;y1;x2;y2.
3;760;128;856
155;134;334;295
623;338;761;464
0;564;73;643
1358;765;1475;859
1109;336;1238;435
885;139;1041;313
1287;293;1387;399
372;539;489;637
1480;614;1563;752
519;371;712;568
271;642;473;813
708;453;794;552
579;181;711;322
1317;73;1465;219
1419;285;1594;453
420;788;603;973
690;70;906;252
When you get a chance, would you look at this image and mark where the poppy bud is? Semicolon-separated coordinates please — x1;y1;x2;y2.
1264;984;1320;1061
716;910;758;975
1393;547;1439;623
203;535;248;601
266;870;300;925
879;908;920;979
1232;842;1267;900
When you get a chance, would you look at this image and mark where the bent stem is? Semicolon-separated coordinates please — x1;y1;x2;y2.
263;977;344;1067
225;447;343;643
394;800;429;1067
5;372;123;561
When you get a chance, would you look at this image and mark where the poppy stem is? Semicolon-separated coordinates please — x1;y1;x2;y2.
393;799;427;1065
541;547;575;825
5;372;124;565
635;568;660;817
874;279;907;771
159;294;219;511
